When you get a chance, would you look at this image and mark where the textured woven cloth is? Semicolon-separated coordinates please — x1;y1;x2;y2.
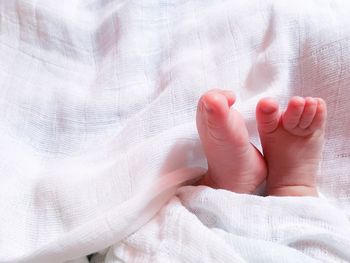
1;0;350;262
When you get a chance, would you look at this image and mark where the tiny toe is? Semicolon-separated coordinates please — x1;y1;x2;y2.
282;96;305;130
198;90;229;116
218;89;236;106
256;98;280;133
200;89;236;114
197;90;232;134
309;98;327;131
299;97;318;129
196;91;232;145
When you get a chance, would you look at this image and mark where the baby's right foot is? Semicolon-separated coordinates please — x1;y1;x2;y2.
256;96;327;196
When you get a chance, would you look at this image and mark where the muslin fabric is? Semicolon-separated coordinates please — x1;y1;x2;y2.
1;0;350;262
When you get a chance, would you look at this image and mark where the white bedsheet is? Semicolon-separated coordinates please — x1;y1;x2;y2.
1;0;350;262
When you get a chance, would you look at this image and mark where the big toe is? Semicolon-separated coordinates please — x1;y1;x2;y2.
197;90;236;142
199;89;235;116
256;98;280;134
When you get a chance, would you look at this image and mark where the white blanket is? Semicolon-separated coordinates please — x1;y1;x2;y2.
1;0;350;262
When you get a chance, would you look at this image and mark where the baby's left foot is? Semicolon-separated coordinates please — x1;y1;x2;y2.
256;96;327;196
196;89;266;193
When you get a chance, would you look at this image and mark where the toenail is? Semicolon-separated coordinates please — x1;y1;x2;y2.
306;97;316;104
262;105;276;114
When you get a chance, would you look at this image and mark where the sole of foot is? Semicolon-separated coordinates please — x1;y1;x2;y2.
256;96;327;197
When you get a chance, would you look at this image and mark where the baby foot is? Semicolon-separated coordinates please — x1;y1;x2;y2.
196;89;266;193
256;96;327;196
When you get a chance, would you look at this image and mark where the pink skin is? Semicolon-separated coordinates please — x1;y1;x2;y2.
196;89;327;196
256;96;327;196
196;89;267;193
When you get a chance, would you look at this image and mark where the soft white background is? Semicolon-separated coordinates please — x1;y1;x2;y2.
0;0;350;262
